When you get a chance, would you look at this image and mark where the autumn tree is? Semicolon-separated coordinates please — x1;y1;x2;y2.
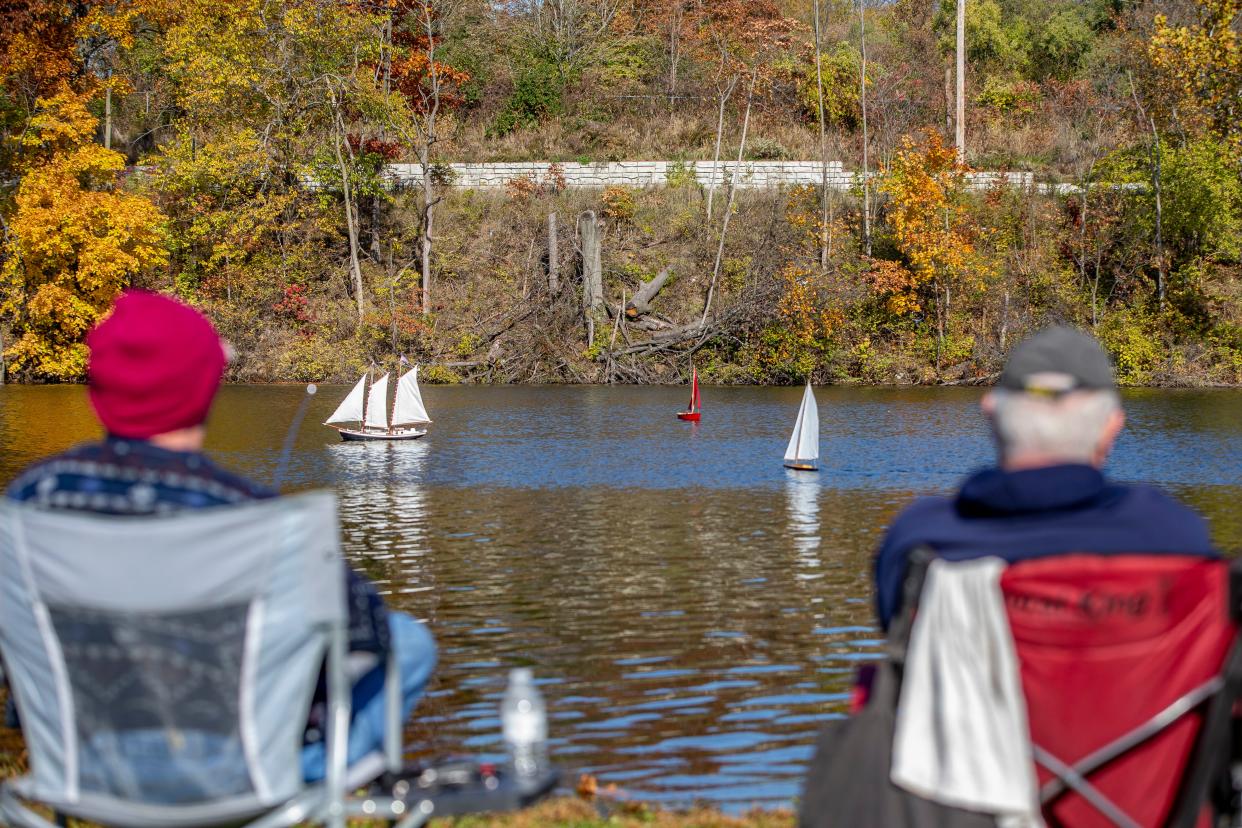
1148;0;1241;154
1;93;167;380
877;130;986;367
385;0;472;315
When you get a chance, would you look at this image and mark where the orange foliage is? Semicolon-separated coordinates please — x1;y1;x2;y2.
388;0;471;115
875;130;987;314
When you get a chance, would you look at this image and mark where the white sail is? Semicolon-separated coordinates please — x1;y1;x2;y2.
784;381;820;463
392;367;431;426
364;373;390;430
324;374;367;424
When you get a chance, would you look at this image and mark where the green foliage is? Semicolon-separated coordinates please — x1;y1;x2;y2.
454;332;482;358
1160;138;1242;262
936;0;1026;74
796;43;863;129
420;364;462;384
747;137;791;160
1098;310;1164;385
489;62;565;137
1029;8;1096;80
665;161;698;189
975;77;1042;118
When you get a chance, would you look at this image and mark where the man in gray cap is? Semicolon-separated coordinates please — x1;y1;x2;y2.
873;325;1215;628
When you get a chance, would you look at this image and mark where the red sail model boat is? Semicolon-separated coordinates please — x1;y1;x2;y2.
677;368;702;421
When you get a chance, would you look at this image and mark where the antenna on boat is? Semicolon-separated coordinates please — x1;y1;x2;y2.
273;383;317;492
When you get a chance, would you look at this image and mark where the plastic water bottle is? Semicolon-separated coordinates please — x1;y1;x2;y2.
501;668;547;783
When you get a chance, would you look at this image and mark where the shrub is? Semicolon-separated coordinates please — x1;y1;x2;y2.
421;364;462;384
748;137;791;160
489;62;565;137
601;186;637;222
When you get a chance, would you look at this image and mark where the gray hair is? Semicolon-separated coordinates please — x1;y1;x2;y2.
990;388;1121;463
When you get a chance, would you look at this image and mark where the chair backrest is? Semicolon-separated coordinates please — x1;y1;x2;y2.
0;492;345;818
1000;554;1237;827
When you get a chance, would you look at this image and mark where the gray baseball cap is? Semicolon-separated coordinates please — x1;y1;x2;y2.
999;326;1116;394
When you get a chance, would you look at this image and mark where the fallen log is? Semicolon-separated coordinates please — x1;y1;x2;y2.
625;267;673;318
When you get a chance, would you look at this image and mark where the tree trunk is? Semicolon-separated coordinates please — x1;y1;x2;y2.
332;108;365;322
702;72;755;328
1127;72;1167;305
417;2;443;316
548;212;559;293
705;75;738;220
813;0;831;273
626;267;672;317
420;141;434;314
1000;289;1009;352
1150;131;1166;305
667;5;681;109
954;0;966;163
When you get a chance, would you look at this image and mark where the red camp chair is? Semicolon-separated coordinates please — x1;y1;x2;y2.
999;554;1242;828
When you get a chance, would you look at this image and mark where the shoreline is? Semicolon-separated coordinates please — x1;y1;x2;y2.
2;379;1240;389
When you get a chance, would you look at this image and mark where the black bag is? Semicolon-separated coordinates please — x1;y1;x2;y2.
798;550;995;828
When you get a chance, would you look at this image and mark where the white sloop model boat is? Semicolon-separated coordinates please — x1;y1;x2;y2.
324;367;432;441
783;380;819;471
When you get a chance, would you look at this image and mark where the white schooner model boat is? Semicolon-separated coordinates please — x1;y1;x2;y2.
783;380;819;471
324;367;432;441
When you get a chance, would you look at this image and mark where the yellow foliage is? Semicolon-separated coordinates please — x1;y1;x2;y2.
17;89;99;160
1149;0;1241;152
2;96;168;381
777;265;841;347
875;131;993;315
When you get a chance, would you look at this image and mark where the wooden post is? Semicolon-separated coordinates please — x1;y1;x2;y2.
955;0;966;163
547;212;559;293
579;211;604;346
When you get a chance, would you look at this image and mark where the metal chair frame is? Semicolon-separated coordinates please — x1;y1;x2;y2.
894;548;1242;828
0;496;406;828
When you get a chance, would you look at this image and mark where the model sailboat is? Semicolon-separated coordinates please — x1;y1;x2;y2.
324;366;432;441
783;380;819;471
677;367;702;422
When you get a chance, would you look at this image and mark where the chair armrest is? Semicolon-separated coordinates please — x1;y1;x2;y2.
384;647;403;773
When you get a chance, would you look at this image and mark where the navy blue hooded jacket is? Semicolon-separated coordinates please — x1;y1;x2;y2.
873;463;1216;630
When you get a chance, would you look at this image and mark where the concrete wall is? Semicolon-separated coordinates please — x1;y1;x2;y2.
383;161;1038;192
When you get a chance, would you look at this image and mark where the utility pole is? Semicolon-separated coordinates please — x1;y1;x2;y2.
859;0;872;257
955;0;965;163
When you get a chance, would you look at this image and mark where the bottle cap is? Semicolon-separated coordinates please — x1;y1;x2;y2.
509;667;534;684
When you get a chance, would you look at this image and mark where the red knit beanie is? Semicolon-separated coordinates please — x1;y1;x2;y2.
87;291;228;439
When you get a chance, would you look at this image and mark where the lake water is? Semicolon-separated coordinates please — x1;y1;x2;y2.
0;384;1239;811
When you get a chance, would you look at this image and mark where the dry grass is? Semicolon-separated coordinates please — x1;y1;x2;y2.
430;797;796;828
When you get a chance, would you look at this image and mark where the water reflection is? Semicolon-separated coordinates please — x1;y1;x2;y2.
329;440;432;601
0;384;1238;811
785;474;822;580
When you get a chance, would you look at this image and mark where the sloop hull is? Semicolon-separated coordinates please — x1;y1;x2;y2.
337;427;427;442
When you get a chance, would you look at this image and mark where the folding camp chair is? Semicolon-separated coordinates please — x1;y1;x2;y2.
999;554;1242;828
0;492;407;828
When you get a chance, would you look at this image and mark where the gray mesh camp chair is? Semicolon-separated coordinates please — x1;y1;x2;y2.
0;492;405;828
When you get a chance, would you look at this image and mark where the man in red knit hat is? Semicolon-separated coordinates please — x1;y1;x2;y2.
6;290;435;786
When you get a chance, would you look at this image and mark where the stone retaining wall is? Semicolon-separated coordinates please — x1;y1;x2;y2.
383;161;1038;192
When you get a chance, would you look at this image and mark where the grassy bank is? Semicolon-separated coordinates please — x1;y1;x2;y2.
213;176;1241;390
431;798;794;828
